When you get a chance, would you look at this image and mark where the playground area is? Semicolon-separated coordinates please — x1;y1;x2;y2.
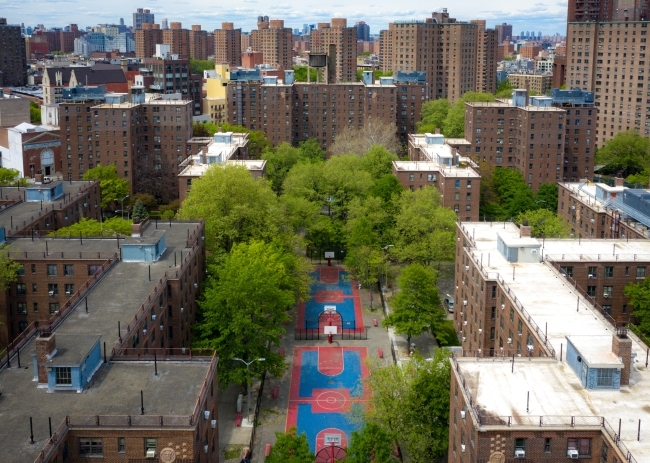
297;268;364;333
287;346;370;456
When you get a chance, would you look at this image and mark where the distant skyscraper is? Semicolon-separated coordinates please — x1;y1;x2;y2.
495;23;512;43
162;18;169;30
120;18;124;26
303;23;309;35
214;22;242;66
0;17;26;86
355;21;370;41
133;8;154;30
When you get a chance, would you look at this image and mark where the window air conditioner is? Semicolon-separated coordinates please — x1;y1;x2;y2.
477;349;482;354
461;444;466;453
194;283;198;288
211;419;217;428
514;449;526;458
49;291;54;296
463;321;467;326
160;324;164;331
588;274;594;278
460;410;466;419
204;444;209;454
143;329;147;334
463;300;468;306
204;410;210;420
527;344;534;352
146;449;156;458
478;328;482;333
501;304;505;309
180;307;184;313
567;449;579;459
151;314;156;320
462;337;466;342
604;293;610;298
507;338;512;344
65;291;72;296
465;266;469;271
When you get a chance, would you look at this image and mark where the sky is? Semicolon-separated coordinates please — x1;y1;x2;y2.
2;0;569;36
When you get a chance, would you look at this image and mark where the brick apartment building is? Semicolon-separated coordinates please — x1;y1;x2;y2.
250;19;292;70
43;24;84;54
309;19;359;83
214;22;242;67
449;221;649;463
163;22;190;59
380;9;497;102
464;89;595;191
142;57;202;115
0;220;215;463
392;133;481;221
565;21;650;146
189;25;209;60
227;69;428;148
507;73;553;95
57;87;193;202
0;18;27;87
135;23;162;58
520;42;542;59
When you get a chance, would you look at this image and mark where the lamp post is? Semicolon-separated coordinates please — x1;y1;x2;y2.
118;195;129;220
232;357;265;426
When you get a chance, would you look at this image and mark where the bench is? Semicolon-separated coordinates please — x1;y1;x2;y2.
272;386;279;399
279;348;285;356
235;413;242;427
373;318;378;327
265;443;271;456
378;348;383;359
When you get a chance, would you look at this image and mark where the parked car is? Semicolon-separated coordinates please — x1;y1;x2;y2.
444;295;454;313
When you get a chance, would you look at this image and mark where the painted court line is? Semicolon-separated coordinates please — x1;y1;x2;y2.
317;346;343;376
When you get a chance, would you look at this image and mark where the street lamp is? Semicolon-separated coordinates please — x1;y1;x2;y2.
232;357;265;426
118;195;129;220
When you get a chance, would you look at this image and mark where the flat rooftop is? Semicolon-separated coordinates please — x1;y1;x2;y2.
459;222;650;459
0;181;95;233
393;161;480;177
179;158;266;177
7;221;201;350
0;348;211;463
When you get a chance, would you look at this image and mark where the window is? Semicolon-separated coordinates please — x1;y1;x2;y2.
31;264;37;274
560;266;574;277
49;303;60;314
603;286;613;298
587;286;596;297
637;266;646;278
47;264;57;276
48;283;58;295
17;302;27;314
64;264;74;276
568;438;591;456
514;438;526;455
544;438;551;453
588;266;597;278
601;443;608;462
56;367;72;385
454;180;460;188
491;307;496;319
65;284;75;296
490;327;495;340
17;265;24;276
118;437;126;453
88;265;100;276
145;438;157;454
16;283;26;295
604;266;614;278
597;369;614;387
79;438;103;456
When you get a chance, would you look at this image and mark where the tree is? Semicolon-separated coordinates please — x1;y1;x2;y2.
516;209;570;238
625;278;650;337
0;168;21;186
417;99;451;134
360;146;398;180
179;165;281;254
83;165;130;209
480;168;535;220
189;59;215;75
292;65;318;82
265;427;314;463
345;196;392;249
298;138;326;162
383;264;446;345
132;200;149;221
392;187;457;264
263;143;310;193
495;78;514;99
29;101;41;124
535;182;559;212
443;92;496;138
192;241;309;388
596;130;650;177
0;245;22;292
130;193;157;209
329;119;400;156
345;246;387;291
48;217;132;237
365;350;451;463
346;422;396;463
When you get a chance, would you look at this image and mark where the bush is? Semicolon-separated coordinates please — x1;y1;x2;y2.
435;319;460;347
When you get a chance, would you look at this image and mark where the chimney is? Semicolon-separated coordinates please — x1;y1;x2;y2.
615;176;625;187
36;332;57;384
612;329;633;386
519;224;532;238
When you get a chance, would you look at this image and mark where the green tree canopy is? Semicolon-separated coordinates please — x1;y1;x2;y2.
479;167;535;220
535;183;559;212
179;164;281;254
365;350;452;463
391;187;457;264
132;200;148;221
192;240;310;388
625;278;650;337
265;427;314;463
417;99;452;134
0;167;22;186
48;217;132;237
596;130;650;177
0;244;22;292
383;263;446;345
189;59;215;75
443;92;496;137
360;145;399;180
29;101;41;124
83;165;130;209
262;140;325;193
516;209;570;238
346;422;397;463
495;78;514;99
292;65;319;82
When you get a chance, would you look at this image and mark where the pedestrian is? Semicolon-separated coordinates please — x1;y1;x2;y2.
240;446;251;463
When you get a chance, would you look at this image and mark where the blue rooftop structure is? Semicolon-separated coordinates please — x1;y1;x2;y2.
394;71;427;83
549;88;594;105
61;85;108;102
229;69;262;82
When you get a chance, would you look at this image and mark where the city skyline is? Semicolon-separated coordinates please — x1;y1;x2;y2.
3;1;569;37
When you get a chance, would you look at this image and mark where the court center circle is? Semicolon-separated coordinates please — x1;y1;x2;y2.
316;391;347;410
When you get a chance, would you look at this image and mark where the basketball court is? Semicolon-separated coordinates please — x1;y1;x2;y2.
297;268;364;332
286;346;370;454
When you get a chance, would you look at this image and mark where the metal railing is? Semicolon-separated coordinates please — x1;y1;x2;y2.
32;416;69;463
294;328;368;341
